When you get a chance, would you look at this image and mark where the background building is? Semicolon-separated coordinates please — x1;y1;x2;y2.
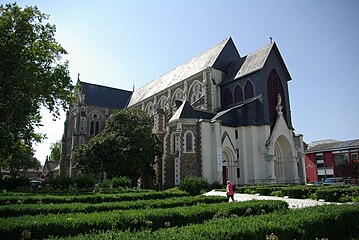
305;139;359;183
60;37;305;188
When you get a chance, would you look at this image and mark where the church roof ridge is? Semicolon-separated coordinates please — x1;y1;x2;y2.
128;38;234;107
80;81;132;93
233;42;274;80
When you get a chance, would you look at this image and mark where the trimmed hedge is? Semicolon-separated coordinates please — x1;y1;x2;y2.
0;196;228;217
316;187;359;202
0;189;188;205
0;200;288;239
280;186;317;199
49;204;359;240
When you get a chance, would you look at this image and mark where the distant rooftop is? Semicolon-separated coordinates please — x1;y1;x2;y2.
305;139;359;153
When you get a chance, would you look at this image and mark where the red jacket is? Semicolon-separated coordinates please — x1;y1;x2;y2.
226;183;234;195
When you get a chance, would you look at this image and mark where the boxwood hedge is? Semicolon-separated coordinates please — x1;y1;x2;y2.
0;200;287;239
49;203;359;240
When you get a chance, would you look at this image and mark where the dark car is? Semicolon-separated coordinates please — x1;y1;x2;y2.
306;181;322;186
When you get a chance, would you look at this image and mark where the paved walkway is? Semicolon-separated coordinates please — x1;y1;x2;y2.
203;190;341;209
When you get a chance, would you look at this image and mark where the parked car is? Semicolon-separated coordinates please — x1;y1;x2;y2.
322;177;344;186
29;180;42;189
306;181;322;186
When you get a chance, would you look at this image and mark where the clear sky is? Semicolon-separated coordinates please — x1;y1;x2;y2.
7;0;359;164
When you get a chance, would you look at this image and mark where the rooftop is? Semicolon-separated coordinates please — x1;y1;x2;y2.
305;139;359;153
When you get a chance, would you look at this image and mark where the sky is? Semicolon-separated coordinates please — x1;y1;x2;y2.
5;0;359;165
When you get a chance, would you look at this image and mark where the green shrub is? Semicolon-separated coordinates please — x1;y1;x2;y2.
111;176;131;188
255;186;282;196
46;204;359;240
74;174;95;189
97;179;112;189
46;176;74;189
0;176;29;190
0;189;188;205
179;177;209;196
316;187;359;202
281;186;315;199
208;181;224;190
0;196;228;217
0;200;287;239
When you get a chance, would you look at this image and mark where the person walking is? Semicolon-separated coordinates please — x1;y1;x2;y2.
226;181;235;202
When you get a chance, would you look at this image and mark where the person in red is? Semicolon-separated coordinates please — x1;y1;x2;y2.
226;181;235;202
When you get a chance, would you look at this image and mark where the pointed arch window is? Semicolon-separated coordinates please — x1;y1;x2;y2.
223;88;233;106
190;81;202;104
184;131;194;153
244;81;254;99
90;113;100;136
234;84;243;103
145;102;154;116
172;89;184;114
159;96;168;112
267;69;287;126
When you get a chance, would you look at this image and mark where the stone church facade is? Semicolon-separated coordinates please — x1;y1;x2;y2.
60;38;306;187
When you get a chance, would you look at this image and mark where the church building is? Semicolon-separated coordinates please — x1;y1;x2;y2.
60;37;306;188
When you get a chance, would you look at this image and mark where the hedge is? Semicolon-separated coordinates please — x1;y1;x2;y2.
0;200;287;239
49;203;359;240
280;186;317;199
316;187;359;202
0;189;188;205
0;196;228;218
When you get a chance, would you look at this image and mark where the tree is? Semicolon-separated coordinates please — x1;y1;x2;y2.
75;108;160;186
0;4;74;167
4;140;41;178
49;140;62;161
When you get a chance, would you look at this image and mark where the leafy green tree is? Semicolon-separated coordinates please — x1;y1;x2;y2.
0;4;74;167
49;140;62;161
75;108;160;186
4;140;41;178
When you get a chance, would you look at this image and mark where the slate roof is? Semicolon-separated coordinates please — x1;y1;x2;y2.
44;161;60;172
169;100;216;123
211;95;265;127
80;81;132;109
128;38;240;107
305;139;359;153
222;42;291;85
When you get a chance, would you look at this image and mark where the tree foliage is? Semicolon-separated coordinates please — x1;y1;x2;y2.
2;140;41;177
49;140;62;161
0;3;74;167
75;108;160;186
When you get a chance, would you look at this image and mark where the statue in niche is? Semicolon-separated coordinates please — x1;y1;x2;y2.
276;94;283;115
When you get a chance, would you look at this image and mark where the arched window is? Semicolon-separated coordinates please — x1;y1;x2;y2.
95;121;100;134
244;81;254;99
171;132;179;153
184;131;194;152
159;96;168;112
172;89;184;113
222;88;233;106
267;69;287;126
190;81;202;104
233;84;243;103
89;113;101;136
145;102;154;116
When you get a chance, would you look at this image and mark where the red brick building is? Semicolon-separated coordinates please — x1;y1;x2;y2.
305;139;359;183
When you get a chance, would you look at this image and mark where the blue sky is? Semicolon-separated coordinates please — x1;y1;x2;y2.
8;0;359;164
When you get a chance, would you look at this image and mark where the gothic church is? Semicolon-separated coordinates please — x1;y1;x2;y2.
60;38;305;188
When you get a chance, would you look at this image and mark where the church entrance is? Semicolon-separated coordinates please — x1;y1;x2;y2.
274;135;294;183
222;149;237;185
